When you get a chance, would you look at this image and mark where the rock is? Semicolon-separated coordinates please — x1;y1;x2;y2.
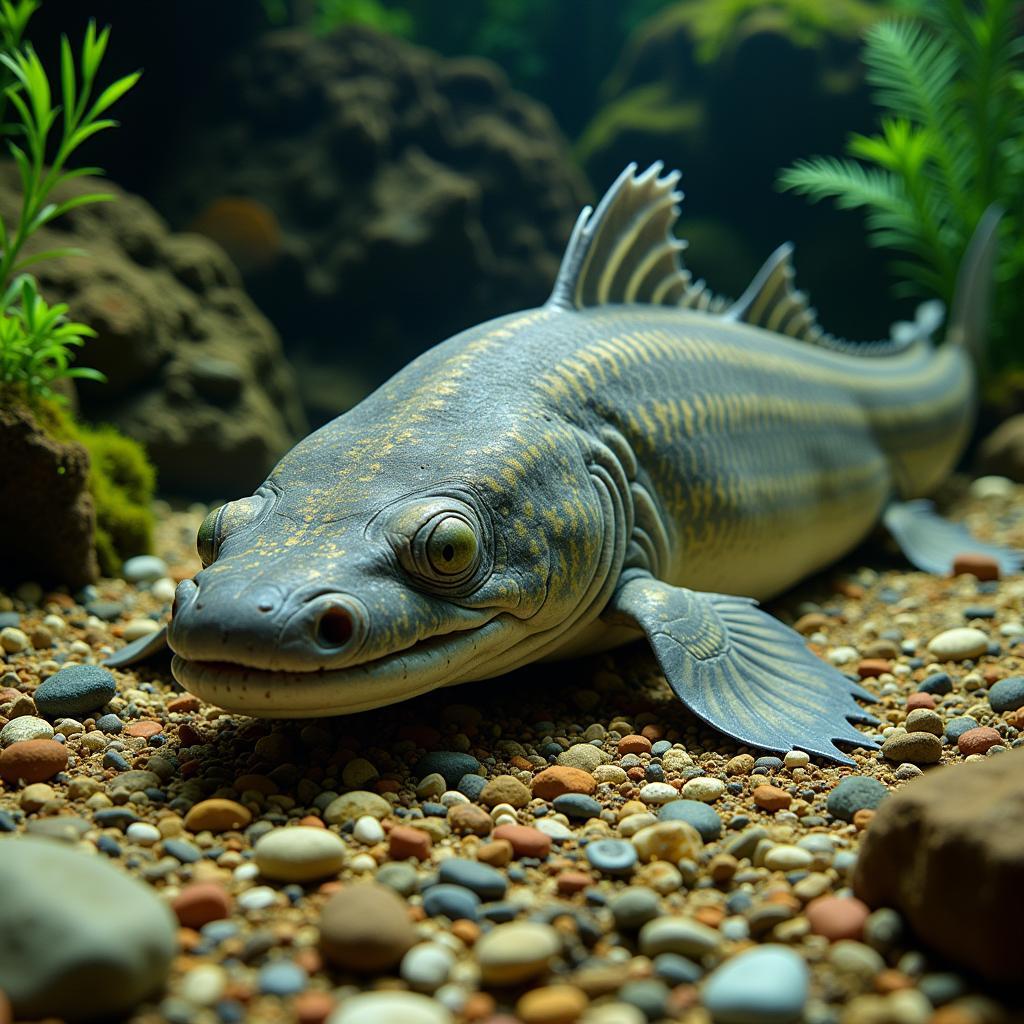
0;739;68;783
680;777;725;802
904;708;943;735
492;824;551;859
631;821;703;863
323;790;391;823
479;774;531;808
413;752;481;788
638;916;721;958
159;27;587;392
183;798;252;832
752;784;792;811
880;731;942;764
447;803;492;836
172;882;232;928
0;403;97;589
557;743;610;771
702;944;809;1023
853;747;1024;982
586;838;639;875
33;665;118;718
319;883;417;972
805;896;870;941
658;799;722;840
0;836;175;1019
0;716;54;747
421;883;480;921
517;984;589;1024
0;165;306;498
826;777;889;822
254;826;347;881
400;943;454;992
531;765;598;799
475;921;562;984
926;627;989;661
389;824;432;861
122;554;168;583
438;858;507;900
327;990;453;1024
989;676;1024;713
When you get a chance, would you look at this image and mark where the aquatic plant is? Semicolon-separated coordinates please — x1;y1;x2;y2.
0;0;139;402
779;0;1023;371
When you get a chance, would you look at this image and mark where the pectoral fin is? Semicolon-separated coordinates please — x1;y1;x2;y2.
605;576;878;765
883;499;1022;576
103;625;170;668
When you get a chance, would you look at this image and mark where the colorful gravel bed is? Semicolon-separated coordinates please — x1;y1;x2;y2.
1;478;1023;1024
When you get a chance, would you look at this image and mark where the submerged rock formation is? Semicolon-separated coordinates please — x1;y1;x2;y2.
0;165;306;498
157;25;590;388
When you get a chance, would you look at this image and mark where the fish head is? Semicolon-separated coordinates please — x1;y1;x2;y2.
168;407;616;716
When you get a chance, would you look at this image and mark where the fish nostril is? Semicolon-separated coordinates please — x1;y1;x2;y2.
316;605;354;649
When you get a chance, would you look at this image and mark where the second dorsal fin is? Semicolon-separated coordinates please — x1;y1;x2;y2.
547;162;724;312
723;243;828;342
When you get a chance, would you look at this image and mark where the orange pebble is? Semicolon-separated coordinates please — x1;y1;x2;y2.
852;808;875;830
752;784;791;812
451;919;481;945
388;825;432;860
857;658;891;679
556;871;592;895
124;720;162;738
805;895;869;941
618;734;653;755
951;552;1000;581
293;991;335;1024
905;692;935;710
298;815;325;828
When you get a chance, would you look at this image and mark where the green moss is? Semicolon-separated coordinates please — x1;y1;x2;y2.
28;394;156;576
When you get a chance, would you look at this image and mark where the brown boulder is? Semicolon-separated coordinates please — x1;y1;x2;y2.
319;883;416;972
853;747;1024;983
0;402;97;589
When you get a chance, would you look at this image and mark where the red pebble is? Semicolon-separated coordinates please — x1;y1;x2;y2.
388;825;432;860
167;694;201;713
857;659;891;679
952;552;1000;581
806;895;870;941
492;824;552;859
906;692;935;711
172;882;232;928
294;991;335;1024
124;720;163;739
957;726;1001;756
618;734;653;755
0;739;68;783
555;871;592;895
752;784;791;812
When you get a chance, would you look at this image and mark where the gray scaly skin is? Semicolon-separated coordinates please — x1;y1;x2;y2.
109;163;1016;764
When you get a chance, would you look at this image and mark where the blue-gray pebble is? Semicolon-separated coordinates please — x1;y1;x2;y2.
438;859;507;900
413;751;480;788
585;838;637;875
421;883;480;921
702;944;809;1024
826;777;888;822
34;665;117;718
95;713;123;734
988;676;1024;713
658;799;722;840
553;793;602;820
258;960;306;996
945;716;979;741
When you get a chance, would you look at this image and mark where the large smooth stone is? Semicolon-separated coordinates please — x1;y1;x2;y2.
702;945;809;1023
0;836;176;1020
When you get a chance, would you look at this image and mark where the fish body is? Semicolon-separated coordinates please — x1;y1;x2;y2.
112;164;1013;763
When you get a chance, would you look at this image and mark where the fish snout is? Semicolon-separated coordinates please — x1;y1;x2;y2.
281;592;368;660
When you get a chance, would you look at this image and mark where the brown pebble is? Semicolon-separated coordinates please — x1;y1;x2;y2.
388;824;432;860
451;919;480;945
857;658;891;679
852;809;875;830
958;726;1001;755
952;552;1000;581
319;883;417;971
172;882;232;927
463;993;497;1020
167;694;201;713
874;968;915;993
516;984;588;1024
492;823;552;859
477;839;514;867
479;774;531;808
752;784;791;812
556;871;592;895
449;803;493;836
124;720;162;738
293;991;335;1024
617;734;652;756
805;895;869;941
0;739;68;783
905;692;935;710
183;798;252;833
531;765;597;800
794;612;829;635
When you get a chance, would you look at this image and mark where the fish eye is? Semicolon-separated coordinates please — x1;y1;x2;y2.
425;516;478;576
196;495;267;568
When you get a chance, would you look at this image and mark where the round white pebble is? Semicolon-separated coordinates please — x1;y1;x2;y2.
254;826;347;882
681;777;726;802
126;822;162;846
237;885;279;911
353;815;385;844
638;782;678;805
927;627;989;661
400;942;455;992
328;991;454;1024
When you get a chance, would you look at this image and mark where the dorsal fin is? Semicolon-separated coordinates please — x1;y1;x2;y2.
725;244;937;357
547;162;724;312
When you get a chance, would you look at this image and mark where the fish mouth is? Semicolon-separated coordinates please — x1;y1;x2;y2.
171;617;514;717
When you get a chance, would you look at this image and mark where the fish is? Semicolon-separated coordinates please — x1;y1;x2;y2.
108;162;1017;764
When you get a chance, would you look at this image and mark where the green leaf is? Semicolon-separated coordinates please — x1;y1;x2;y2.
13;248;86;272
59;35;75;120
87;70;139;119
65;366;106;382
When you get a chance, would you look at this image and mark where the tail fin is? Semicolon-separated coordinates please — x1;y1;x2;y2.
948;204;1002;365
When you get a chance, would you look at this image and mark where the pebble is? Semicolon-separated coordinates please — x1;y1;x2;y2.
352;814;385;844
763;844;814;871
806;896;870;941
319;883;416;972
944;716;979;741
957;726;1001;755
32;665;117;718
474;921;562;984
988;675;1024;712
237;886;279;911
327;991;453;1024
639;916;721;958
556;743;609;771
631;821;702;863
122;554;169;583
752;784;792;811
122;618;161;641
702;944;809;1023
438;858;507;900
927;627;989;661
259;960;308;996
172;882;232;927
400;943;454;992
681;777;725;802
183;799;252;832
0;836;175;1019
827;777;889;821
323;790;390;823
881;731;942;764
422;883;480;921
585;838;638;875
0;626;28;653
492;824;551;859
904;708;943;735
531;765;597;799
126;822;162;845
480;774;531;808
658;799;722;840
610;887;662;930
0;739;68;783
389;824;432;860
0;716;54;747
552;793;601;819
413;751;480;788
517;984;589;1024
254;826;347;881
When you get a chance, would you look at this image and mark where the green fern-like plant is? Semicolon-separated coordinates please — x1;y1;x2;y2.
778;0;1023;372
0;0;139;402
